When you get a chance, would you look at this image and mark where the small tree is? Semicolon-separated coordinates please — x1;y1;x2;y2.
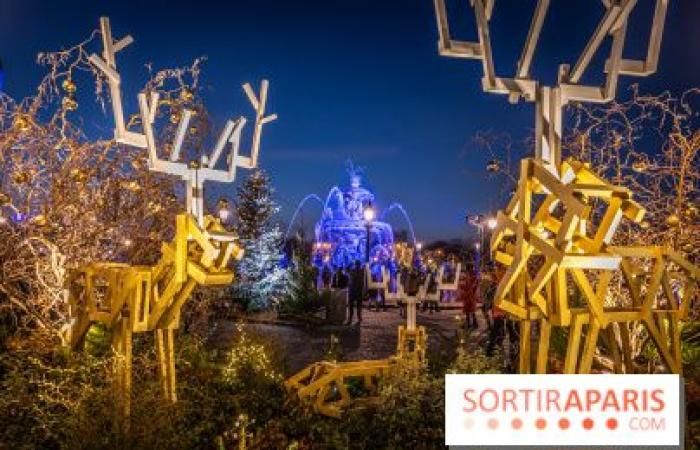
234;169;286;310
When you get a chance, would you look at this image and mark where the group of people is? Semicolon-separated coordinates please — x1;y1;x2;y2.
318;261;520;370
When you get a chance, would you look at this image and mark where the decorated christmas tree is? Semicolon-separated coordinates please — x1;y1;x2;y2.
234;169;287;310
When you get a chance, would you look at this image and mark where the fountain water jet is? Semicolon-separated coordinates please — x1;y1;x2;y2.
283;194;323;242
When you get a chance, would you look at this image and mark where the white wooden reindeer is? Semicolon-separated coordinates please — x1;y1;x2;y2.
69;17;277;415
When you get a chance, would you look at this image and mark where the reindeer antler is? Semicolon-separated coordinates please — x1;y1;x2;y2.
89;17;277;225
433;0;669;171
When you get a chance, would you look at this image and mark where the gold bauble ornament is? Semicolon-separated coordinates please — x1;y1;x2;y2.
486;159;501;173
639;220;650;230
70;168;88;183
686;205;698;218
62;78;77;94
632;160;647;173
31;215;47;226
13;115;31;132
683;243;694;253
666;214;681;227
126;181;141;192
180;89;194;102
188;126;198;136
188;160;200;170
169;112;181;124
13;171;31;184
62;97;78;111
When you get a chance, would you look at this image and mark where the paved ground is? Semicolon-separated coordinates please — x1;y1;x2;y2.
210;305;489;376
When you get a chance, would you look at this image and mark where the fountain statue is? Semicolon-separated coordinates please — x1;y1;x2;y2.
312;162;396;268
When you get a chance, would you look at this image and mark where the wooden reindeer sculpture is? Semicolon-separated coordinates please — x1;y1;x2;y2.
61;17;276;416
433;0;698;374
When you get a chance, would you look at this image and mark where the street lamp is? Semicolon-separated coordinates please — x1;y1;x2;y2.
466;213;495;279
363;203;375;263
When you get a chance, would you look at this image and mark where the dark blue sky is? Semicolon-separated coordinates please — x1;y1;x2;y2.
2;0;699;241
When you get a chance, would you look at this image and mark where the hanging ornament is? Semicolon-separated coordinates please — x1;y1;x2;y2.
631;160;647;173
13;115;31;132
12;171;31;184
188;160;200;170
169;112;181;124
639;220;650;230
31;215;47;226
685;205;698;218
683;243;694;253
126;180;141;192
70;168;88;183
486;159;501;173
62;97;78;111
180;89;194;102
188;125;198;136
62;78;77;94
148;201;162;213
666;214;681;227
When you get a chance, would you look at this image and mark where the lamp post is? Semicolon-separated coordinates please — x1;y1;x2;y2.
363;203;375;263
466;214;497;279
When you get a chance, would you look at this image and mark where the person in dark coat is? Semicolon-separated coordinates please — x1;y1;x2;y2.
331;266;348;289
345;260;365;325
424;270;440;313
321;264;332;288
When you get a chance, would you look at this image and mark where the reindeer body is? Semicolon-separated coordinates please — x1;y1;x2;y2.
63;215;241;415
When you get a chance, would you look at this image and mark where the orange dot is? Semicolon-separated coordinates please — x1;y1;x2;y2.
511;418;523;430
582;418;594;430
535;418;547;430
487;418;499;430
606;418;618;430
558;418;570;430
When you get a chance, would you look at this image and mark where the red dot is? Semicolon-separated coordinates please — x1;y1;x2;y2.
582;418;594;430
535;418;547;430
558;418;570;430
606;418;618;430
511;418;523;430
488;418;499;429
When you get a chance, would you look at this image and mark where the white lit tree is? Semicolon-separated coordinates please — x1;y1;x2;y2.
234;169;287;310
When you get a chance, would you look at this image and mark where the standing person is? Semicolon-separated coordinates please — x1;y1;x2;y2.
425;270;440;314
345;260;365;325
321;264;332;288
459;271;478;330
332;266;348;289
397;265;410;318
480;271;496;331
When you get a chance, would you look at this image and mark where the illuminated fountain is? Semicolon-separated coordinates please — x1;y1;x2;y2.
314;165;395;267
286;163;418;269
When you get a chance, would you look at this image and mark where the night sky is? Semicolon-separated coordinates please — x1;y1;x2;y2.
1;0;699;241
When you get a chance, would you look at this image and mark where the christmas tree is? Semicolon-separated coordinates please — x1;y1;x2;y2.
234;169;287;310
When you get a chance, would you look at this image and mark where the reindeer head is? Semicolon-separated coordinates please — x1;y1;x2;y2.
433;0;669;170
89;17;277;224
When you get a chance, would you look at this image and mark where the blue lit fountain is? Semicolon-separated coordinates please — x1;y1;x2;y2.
305;163;395;268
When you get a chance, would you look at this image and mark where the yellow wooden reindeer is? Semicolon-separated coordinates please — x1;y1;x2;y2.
61;17;276;416
433;0;699;375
